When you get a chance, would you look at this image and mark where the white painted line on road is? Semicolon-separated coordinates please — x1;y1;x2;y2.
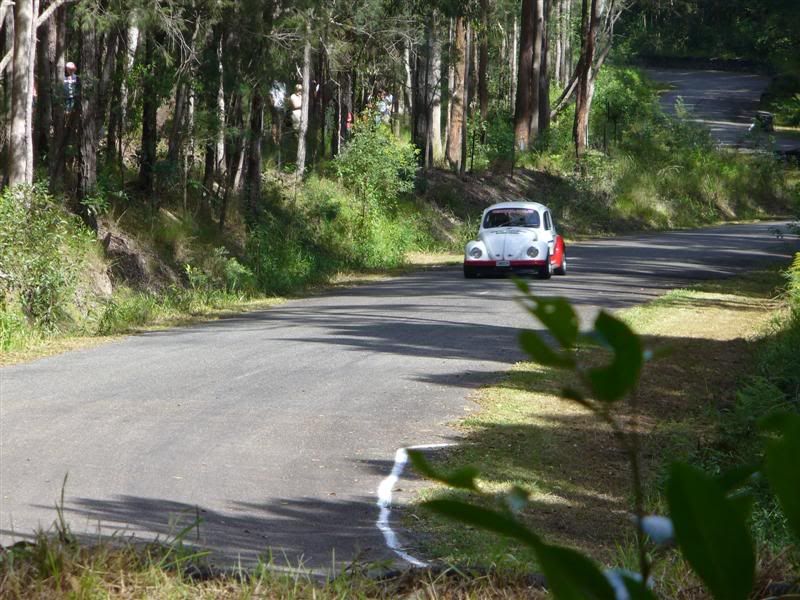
376;443;454;567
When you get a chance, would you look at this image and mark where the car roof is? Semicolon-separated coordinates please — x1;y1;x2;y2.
482;201;549;213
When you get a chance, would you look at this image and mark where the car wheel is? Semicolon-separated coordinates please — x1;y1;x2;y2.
554;254;567;276
537;254;553;280
464;265;478;279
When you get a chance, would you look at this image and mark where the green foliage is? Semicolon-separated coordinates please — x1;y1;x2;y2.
244;175;429;294
667;464;755;600
185;247;255;294
335;120;418;220
762;414;800;543
0;186;93;338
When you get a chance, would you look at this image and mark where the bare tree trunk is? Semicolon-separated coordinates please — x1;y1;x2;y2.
573;0;599;158
460;22;471;175
167;81;187;165
513;0;533;151
445;16;466;171
6;0;38;188
78;10;98;229
510;16;518;110
445;18;454;150
35;7;52;163
538;0;551;133
139;31;157;197
244;89;263;222
529;0;544;140
554;0;562;85
118;18;138;165
478;0;489;121
215;29;226;179
429;14;443;163
564;0;573;86
47;4;65;187
295;28;311;176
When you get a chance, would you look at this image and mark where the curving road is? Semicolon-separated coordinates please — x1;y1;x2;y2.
1;222;799;568
646;68;800;152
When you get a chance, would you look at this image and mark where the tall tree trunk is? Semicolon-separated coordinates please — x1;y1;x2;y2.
445;16;466;171
35;9;52;163
444;18;454;151
513;0;534;151
333;70;351;156
402;42;413;122
167;81;187;166
244;89;263;223
564;0;573;86
529;0;544;140
510;16;518;111
78;11;98;229
460;22;471;175
295;28;311;176
214;28;226;179
573;0;599;157
47;4;65;188
118;19;138;166
412;36;429;159
538;0;551;133
6;0;38;188
478;0;489;122
554;0;562;86
429;14;443;163
139;31;157;197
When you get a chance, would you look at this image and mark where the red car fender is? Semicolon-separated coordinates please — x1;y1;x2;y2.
550;235;566;265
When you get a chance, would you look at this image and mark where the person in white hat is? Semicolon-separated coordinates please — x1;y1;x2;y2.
64;61;79;113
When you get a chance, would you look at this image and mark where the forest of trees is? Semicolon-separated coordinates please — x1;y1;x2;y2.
0;0;633;229
2;0;798;229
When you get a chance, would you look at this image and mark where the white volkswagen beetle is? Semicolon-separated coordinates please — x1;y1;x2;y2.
463;201;567;279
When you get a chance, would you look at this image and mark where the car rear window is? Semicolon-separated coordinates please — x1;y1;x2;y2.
483;208;540;229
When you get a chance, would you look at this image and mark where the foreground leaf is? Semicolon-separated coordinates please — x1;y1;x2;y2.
423;499;540;547
524;297;580;349
667;463;754;600
587;312;643;402
519;330;575;368
762;413;800;542
536;544;615;600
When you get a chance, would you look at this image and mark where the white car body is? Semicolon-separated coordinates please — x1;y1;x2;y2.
463;201;567;279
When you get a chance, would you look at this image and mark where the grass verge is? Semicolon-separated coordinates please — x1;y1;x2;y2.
405;265;798;588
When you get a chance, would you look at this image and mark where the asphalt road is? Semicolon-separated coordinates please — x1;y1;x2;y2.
646;68;800;152
2;221;798;568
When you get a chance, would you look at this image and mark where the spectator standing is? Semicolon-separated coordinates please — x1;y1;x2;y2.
64;61;79;114
289;84;303;131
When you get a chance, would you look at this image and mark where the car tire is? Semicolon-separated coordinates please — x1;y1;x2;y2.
554;254;567;276
464;265;478;279
537;254;553;280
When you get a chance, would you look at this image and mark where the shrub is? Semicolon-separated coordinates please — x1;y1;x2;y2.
335;120;418;222
0;186;92;332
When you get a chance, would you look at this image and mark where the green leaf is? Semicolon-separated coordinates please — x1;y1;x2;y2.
762;414;800;542
667;463;755;600
714;462;760;492
587;312;643;402
423;499;541;548
524;297;580;349
536;544;616;600
519;330;575;368
407;450;478;491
